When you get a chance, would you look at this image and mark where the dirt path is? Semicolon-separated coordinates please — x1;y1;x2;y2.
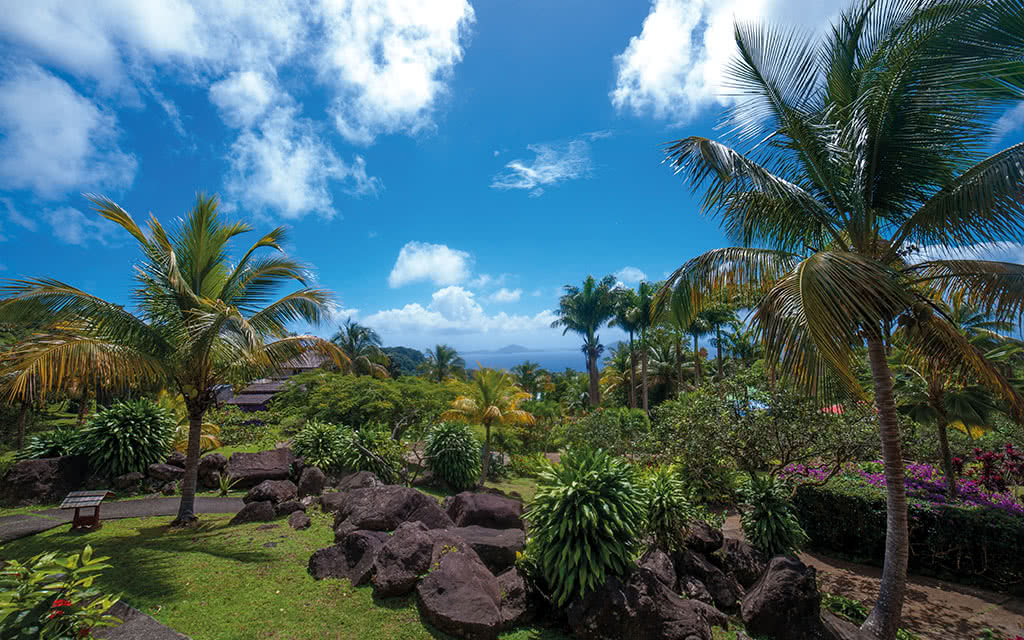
723;515;1024;639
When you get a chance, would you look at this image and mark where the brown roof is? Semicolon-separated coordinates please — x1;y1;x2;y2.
239;381;285;393
225;393;275;406
280;352;330;370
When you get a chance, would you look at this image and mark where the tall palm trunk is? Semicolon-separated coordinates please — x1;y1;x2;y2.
15;400;29;449
628;334;637;409
861;334;909;640
641;348;649;413
77;385;90;426
480;419;492;488
692;333;702;384
716;325;723;379
587;349;600;407
174;406;207;525
675;334;684;395
930;383;958;500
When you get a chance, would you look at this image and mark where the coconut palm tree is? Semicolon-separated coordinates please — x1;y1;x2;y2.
510;360;550;398
421;344;465;382
441;367;534;486
659;2;1024;636
633;281;657;411
0;193;343;525
610;288;640;408
331;318;390;378
552;275;619;407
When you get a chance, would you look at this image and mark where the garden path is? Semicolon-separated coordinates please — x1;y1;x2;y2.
723;514;1024;639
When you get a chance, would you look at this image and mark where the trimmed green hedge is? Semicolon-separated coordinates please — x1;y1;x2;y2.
792;477;1024;593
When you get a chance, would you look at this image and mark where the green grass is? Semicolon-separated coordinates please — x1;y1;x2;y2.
0;511;569;640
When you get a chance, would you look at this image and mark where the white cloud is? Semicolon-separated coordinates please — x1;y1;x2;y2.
491;137;595;195
210;70;278;128
325;302;361;325
611;0;836;124
318;0;475;144
914;242;1024;264
1;198;36;232
531;289;543;297
224;106;380;219
488;288;522;303
368;230;379;239
615;266;647;284
994;103;1024;142
388;241;473;288
0;65;136;198
43;207;119;246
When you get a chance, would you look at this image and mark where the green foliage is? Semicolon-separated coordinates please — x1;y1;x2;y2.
740;474;808;557
525;449;646;606
76;400;175;477
643;465;697;551
17;427;81;460
291;419;347;470
484;450;509;481
424;422;480;491
207;406;277;446
792;476;1024;594
218;473;240;497
509;452;549;478
820;592;920;640
380;346;425;377
558;407;650;456
0;544;121;639
336;423;404;484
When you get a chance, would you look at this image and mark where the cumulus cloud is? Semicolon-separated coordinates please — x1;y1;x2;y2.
615;266;647;284
994;103;1024;142
488;288;522;303
491;137;595;196
209;70;278;128
913;242;1024;265
1;198;36;232
611;0;836;124
0;65;136;197
43;207;120;246
388;241;473;288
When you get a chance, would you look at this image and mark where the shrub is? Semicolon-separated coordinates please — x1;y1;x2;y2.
208;406;276;446
17;427;81;460
525;448;646;605
76;400;175;477
643;464;696;551
337;423;405;484
740;474;808;557
484;449;508;481
291;419;347;470
558;408;650;456
0;545;121;639
509;452;549;478
424;422;481;491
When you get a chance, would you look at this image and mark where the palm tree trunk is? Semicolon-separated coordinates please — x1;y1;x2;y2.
861;334;909;640
641;349;649;413
479;420;491;488
77;385;90;426
15;400;29;450
936;419;958;500
174;409;206;526
628;335;637;409
692;333;702;384
588;350;600;407
716;325;723;379
675;334;683;395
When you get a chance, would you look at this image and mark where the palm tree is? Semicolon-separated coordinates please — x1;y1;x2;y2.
441;367;534;486
0;193;342;525
702;302;738;380
421;344;465;382
331;318;390;378
659;3;1024;636
510;360;550;398
633;281;656;412
610;288;640;408
722;322;760;368
551;275;619;407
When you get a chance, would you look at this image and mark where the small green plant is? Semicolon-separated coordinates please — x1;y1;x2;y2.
643;464;697;551
740;473;809;557
0;544;122;639
509;452;548;478
291;419;346;470
525;448;646;606
218;473;240;497
821;592;921;640
75;399;175;477
17;427;82;460
424;422;481;491
337;423;404;484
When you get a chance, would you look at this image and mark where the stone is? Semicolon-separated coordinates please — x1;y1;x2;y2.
201;471;221;490
147;463;185;483
319;491;347;514
336;470;382;491
822;612;862;640
684;521;724;555
680;575;715;606
332;485;454;540
244;479;298;505
713;538;768;590
496;567;541;629
93;601;189;640
112;471;145;490
297;466;326;497
308;545;348;581
372;522;436;597
416;542;503;639
288;511;311;530
275;500;305;517
638;548;677;589
741;556;825;640
161;482;176;496
675;549;743;613
443;491;524;530
567;568;728;640
224;448;294;489
451;526;525;575
166;452;187;468
198;453;227;489
0;456;90;504
230;500;276;525
341;530;390;586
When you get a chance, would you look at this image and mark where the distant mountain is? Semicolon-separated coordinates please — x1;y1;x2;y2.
381;346;426;376
495;344;531;354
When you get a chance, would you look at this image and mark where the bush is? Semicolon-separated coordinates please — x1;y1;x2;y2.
484;449;508;481
76;399;175;477
792;475;1024;593
291;419;347;470
337;423;405;484
557;408;650;456
208;406;276;446
0;545;121;639
740;474;808;557
643;464;696;551
525;448;646;605
17;427;81;460
424;422;480;491
509;452;549;478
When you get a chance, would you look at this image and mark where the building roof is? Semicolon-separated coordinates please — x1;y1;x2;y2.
225;393;275;406
239;381;286;394
280;352;331;370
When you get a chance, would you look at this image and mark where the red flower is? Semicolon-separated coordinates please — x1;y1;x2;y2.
52;599;73;608
47;610;65;619
78;628;92;638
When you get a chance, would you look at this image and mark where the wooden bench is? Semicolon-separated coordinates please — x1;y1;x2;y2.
60;490;115;531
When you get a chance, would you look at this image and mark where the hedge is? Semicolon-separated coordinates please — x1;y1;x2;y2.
792;477;1024;594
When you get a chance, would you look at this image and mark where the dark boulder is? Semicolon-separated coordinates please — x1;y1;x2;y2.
451;526;524;575
243;479;297;505
147;463;185;483
680;575;715;606
298;466;326;497
161;482;176;496
340;530;390;586
166;452;187;468
713;538;768;589
1;456;89;504
112;471;145;490
332;485;454;540
638;547;676;589
741;556;825;640
443;491;524;529
224;448;294;489
684;521;724;554
371;522;437;597
496;567;542;629
308;544;348;581
275;500;305;517
319;491;347;514
201;470;221;490
288;511;311;530
675;549;743;613
567;567;728;640
230;500;276;525
337;470;382;491
198;453;227;489
822;612;862;640
416;542;503;639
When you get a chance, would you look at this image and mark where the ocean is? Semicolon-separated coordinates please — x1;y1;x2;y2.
461;350;586;372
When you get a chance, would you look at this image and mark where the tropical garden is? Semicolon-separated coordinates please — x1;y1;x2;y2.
3;1;1024;639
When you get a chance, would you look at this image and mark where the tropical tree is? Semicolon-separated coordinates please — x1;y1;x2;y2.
0;194;342;525
658;2;1024;637
331;318;390;378
722;322;760;368
441;367;534;486
702;302;738;379
633;281;657;411
155;389;222;453
551;275;619;407
421;344;465;383
510;360;550;398
610;288;640;408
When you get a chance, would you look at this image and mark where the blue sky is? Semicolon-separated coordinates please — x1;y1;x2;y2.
2;0;1024;352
